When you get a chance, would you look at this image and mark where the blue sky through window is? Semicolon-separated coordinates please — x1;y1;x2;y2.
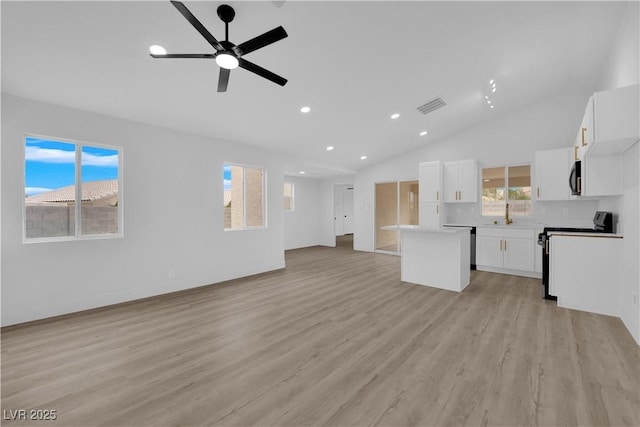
25;137;119;196
223;164;231;190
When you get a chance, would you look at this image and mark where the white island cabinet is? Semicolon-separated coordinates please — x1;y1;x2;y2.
383;225;470;292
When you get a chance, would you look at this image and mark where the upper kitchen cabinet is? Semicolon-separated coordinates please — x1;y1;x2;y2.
579;84;639;158
535;148;571;201
419;161;442;203
418;161;445;227
444;159;478;203
576;96;594;161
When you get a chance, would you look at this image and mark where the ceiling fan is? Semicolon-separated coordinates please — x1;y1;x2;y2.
150;1;288;92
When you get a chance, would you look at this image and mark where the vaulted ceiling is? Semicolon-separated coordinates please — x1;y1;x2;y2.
1;1;628;177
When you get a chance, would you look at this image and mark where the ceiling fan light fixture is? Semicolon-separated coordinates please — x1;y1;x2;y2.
149;45;167;55
216;52;239;70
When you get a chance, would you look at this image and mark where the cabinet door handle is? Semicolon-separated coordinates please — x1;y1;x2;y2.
436;204;439;214
545;239;549;255
537;187;540;198
436;191;439;201
581;127;587;147
459;190;462;200
574;146;579;160
504;240;507;251
500;240;503;251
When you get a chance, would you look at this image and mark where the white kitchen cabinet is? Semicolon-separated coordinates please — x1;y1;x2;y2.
476;227;536;276
592;84;640;156
418;202;440;228
418;161;445;227
476;235;503;268
550;234;622;317
576;85;639;159
534;148;571;200
419;161;442;203
583;154;622;197
444;159;478;203
502;237;535;271
576;96;594;161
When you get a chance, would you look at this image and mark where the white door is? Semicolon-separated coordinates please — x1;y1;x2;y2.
343;187;354;234
334;186;344;236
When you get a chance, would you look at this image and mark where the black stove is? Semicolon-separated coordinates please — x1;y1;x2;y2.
537;211;614;300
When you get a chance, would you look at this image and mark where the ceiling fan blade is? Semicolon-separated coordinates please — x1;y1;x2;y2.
149;53;215;59
218;68;230;92
170;1;223;51
238;58;287;86
237;26;288;56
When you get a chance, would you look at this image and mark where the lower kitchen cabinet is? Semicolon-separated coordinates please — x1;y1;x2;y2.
476;227;537;277
550;234;622;317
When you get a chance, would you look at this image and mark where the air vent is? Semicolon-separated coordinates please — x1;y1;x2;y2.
417;98;447;115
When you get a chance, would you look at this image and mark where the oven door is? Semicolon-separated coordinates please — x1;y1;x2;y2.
569;160;581;195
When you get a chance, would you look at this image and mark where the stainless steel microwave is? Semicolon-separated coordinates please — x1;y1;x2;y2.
569;160;581;195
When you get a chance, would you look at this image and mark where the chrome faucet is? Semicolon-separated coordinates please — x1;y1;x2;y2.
505;203;513;225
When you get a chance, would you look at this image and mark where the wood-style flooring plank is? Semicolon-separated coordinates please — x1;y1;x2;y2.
2;236;638;427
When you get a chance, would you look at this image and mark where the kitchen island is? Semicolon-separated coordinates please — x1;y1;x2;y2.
382;225;471;292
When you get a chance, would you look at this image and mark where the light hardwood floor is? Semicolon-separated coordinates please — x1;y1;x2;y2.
2;236;639;426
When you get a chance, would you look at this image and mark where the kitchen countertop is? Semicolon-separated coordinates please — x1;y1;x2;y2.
445;223;546;230
547;231;623;238
381;225;472;233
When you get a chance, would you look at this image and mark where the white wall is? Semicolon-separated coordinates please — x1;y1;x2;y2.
283;176;323;250
354;93;597;252
595;0;640;344
596;1;639;92
1;94;286;326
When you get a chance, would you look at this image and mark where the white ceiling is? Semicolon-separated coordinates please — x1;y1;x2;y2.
1;1;628;177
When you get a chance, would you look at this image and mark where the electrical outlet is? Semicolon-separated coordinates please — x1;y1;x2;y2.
169;268;176;278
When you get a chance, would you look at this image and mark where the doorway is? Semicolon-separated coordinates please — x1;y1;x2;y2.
375;180;419;254
334;184;354;236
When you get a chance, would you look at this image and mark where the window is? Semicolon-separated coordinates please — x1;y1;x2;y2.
284;182;294;211
223;163;265;230
482;164;531;217
24;135;122;241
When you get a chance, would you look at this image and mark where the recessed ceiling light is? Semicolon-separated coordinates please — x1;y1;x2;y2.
419;131;428;136
326;146;334;151
490;105;495;109
299;171;306;174
489;79;494;85
149;45;167;55
492;87;496;93
300;106;311;113
390;113;400;119
360;155;367;160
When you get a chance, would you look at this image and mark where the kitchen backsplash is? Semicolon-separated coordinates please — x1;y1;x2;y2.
446;198;605;228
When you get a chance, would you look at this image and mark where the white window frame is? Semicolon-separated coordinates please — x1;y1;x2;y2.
223;162;267;231
481;163;532;218
23;133;124;243
284;182;295;212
